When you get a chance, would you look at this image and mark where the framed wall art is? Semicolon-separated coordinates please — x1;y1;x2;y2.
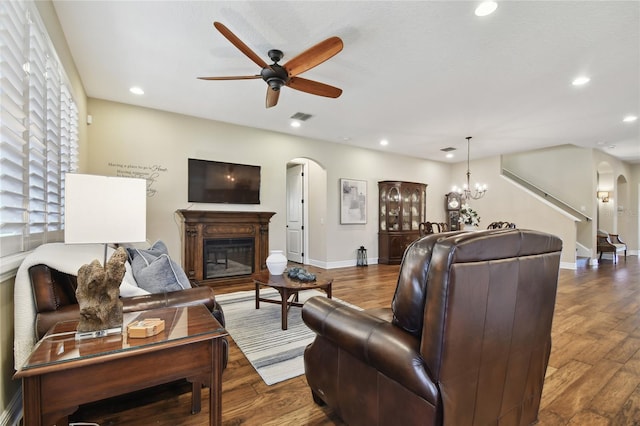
340;178;367;224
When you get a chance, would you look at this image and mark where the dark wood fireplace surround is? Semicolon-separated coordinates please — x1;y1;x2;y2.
177;210;275;287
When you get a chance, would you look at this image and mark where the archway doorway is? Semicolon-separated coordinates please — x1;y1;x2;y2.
286;158;327;266
616;173;630;249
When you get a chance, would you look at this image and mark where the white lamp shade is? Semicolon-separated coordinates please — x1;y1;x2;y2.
65;173;147;244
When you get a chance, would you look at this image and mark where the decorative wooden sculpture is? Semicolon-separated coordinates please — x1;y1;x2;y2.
76;247;126;333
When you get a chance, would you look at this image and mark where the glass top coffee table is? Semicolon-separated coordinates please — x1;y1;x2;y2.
253;270;333;330
14;304;227;426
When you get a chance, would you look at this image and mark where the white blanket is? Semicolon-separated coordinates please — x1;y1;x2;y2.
13;243;148;369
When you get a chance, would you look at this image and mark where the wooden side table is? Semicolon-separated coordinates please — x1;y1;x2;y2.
14;305;227;426
253;270;333;330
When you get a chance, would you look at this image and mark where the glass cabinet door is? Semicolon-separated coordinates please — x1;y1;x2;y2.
388;187;400;231
402;188;411;229
410;188;421;230
379;187;387;230
379;181;426;233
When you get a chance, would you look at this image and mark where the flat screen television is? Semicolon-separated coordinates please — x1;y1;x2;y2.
188;158;261;204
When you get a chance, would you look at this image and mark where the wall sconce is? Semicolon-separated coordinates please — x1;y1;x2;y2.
597;191;610;203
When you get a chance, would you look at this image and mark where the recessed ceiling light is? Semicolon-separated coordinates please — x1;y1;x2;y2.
446;153;454;159
475;1;498;17
290;120;301;128
129;86;144;95
380;139;389;146
572;76;590;86
623;115;638;123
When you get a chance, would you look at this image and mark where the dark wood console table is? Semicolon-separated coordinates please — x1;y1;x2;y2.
177;210;275;286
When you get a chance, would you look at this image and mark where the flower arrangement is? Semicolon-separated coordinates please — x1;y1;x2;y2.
459;204;480;227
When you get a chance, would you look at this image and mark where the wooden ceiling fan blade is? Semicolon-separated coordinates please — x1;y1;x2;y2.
288;77;342;98
266;87;280;108
213;22;268;69
284;36;343;77
198;75;262;81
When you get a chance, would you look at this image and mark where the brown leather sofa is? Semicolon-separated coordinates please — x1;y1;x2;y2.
28;264;227;363
303;229;562;426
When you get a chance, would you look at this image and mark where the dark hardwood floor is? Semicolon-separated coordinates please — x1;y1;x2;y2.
69;255;640;425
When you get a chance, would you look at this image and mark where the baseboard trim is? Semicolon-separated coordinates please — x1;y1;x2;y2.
0;387;22;426
306;258;379;270
560;261;577;270
313;257;577;270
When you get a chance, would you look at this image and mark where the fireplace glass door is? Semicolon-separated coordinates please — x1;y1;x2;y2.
203;238;254;279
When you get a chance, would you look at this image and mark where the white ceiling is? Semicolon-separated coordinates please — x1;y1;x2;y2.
52;1;640;163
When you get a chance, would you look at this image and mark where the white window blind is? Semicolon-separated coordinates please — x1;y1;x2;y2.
0;0;79;258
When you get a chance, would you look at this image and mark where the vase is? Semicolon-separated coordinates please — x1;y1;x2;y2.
266;250;287;275
463;224;477;231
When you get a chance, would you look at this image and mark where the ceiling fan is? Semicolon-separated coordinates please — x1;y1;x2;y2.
198;22;343;108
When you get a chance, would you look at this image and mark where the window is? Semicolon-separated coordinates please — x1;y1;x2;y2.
0;1;79;259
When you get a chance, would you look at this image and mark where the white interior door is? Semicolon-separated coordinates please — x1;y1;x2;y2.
286;164;304;263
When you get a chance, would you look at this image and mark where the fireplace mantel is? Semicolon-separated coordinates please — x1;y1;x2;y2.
176;210;275;286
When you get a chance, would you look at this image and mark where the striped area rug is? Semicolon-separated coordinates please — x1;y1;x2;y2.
215;288;357;385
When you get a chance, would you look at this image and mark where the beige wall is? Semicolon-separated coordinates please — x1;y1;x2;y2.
451;156;579;266
503;145;595;218
85;98;454;267
503;145;640;260
85;97;605;269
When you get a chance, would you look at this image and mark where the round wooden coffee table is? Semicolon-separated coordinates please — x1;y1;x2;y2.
253;270;333;330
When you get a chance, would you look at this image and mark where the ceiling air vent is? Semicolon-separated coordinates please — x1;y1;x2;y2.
290;112;313;121
440;147;456;152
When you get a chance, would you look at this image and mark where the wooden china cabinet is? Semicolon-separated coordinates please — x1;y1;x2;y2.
378;181;427;264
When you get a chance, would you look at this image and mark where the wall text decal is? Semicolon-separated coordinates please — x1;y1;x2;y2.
107;163;168;197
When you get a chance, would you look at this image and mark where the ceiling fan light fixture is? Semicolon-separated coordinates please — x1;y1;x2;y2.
203;22;343;108
267;78;285;91
475;1;498;17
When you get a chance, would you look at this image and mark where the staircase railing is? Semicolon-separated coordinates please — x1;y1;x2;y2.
502;168;592;222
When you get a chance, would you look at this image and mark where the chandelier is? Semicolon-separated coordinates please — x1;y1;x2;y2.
452;136;487;201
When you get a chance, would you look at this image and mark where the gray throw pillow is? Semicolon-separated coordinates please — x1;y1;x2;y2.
127;240;191;293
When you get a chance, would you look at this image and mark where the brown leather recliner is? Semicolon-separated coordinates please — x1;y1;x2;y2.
303;229;562;426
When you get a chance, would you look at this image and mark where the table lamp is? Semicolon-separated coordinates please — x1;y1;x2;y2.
65;173;147;339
